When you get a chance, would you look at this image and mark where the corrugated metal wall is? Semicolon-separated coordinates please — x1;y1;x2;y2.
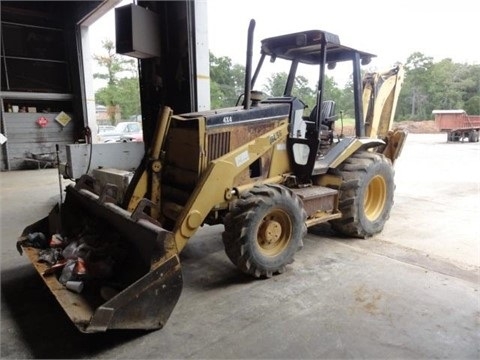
2;112;73;170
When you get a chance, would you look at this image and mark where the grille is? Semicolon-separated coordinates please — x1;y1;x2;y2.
207;132;230;162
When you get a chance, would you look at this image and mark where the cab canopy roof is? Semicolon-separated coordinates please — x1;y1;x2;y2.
260;30;376;65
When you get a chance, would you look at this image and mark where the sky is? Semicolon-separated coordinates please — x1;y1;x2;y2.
90;0;479;89
205;0;479;66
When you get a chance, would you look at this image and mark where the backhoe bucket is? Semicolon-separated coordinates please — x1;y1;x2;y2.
17;179;183;333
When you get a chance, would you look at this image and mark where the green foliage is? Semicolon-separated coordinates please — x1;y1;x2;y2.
210;50;480;120
397;53;480;119
396;52;434;119
292;75;316;112
261;71;353;117
465;95;480;115
324;76;348;116
94;39;140;123
263;72;288;97
209;52;245;108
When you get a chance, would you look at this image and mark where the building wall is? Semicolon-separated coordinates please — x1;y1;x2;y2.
1;1;206;169
0;1;106;170
2;112;75;169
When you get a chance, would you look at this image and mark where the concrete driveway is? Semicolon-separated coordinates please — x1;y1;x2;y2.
1;133;479;359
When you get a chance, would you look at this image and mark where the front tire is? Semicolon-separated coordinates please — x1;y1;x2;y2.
331;151;395;238
223;184;307;278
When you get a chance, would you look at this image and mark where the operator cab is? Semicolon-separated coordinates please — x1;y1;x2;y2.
253;29;375;137
250;29;376;181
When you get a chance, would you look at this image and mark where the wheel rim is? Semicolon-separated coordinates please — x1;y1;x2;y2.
364;175;387;221
257;209;292;256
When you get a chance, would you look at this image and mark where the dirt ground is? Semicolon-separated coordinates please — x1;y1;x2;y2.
342;120;439;135
393;120;439;134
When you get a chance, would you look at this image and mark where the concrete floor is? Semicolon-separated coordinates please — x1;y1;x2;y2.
1;133;479;359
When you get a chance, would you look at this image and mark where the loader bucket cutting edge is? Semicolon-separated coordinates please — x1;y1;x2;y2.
17;184;183;332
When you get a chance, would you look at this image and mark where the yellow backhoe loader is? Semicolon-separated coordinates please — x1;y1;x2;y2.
17;20;405;333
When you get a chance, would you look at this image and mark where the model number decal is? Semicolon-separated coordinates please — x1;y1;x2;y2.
269;130;282;144
235;151;249;167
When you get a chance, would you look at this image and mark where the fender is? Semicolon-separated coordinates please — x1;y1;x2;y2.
329;137;385;169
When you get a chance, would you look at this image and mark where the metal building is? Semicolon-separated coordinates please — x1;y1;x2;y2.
0;0;208;170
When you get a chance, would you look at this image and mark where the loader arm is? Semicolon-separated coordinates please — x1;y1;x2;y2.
172;121;290;253
125;106;173;217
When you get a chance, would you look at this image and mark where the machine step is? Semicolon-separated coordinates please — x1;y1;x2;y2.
291;186;341;227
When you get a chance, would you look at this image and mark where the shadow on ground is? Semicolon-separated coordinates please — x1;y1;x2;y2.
1;265;155;359
0;231;252;359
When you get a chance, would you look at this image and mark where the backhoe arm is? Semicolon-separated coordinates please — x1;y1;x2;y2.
362;64;406;164
363;64;405;138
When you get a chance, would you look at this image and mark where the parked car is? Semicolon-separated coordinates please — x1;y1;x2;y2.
97;125;116;133
119;131;143;142
98;122;143;143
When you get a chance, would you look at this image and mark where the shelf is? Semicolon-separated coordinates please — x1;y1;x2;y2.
1;91;73;101
1;20;62;32
1;18;70;93
1;96;74;114
3;55;67;64
1;21;66;61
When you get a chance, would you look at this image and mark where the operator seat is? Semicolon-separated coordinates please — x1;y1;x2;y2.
304;100;337;142
309;100;337;129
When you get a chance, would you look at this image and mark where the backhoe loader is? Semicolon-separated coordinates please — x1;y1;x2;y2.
17;20;405;332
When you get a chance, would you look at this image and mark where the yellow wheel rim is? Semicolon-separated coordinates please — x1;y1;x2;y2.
257;209;292;256
364;175;387;221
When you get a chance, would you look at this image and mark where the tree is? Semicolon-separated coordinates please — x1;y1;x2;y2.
209;49;480;122
454;64;480;113
262;72;344;116
400;52;434;119
209;52;245;108
396;54;480;119
263;72;288;97
465;96;480;115
94;39;140;124
428;59;460;112
292;75;317;114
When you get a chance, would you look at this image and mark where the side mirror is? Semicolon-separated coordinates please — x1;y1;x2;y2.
361;57;372;65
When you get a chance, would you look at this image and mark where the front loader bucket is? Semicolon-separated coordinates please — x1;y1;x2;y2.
17;179;183;333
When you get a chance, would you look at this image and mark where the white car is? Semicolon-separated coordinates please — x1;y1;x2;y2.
98;122;143;143
98;125;116;134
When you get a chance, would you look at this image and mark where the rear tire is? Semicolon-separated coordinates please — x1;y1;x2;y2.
468;130;479;143
331;151;395;238
223;184;307;278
